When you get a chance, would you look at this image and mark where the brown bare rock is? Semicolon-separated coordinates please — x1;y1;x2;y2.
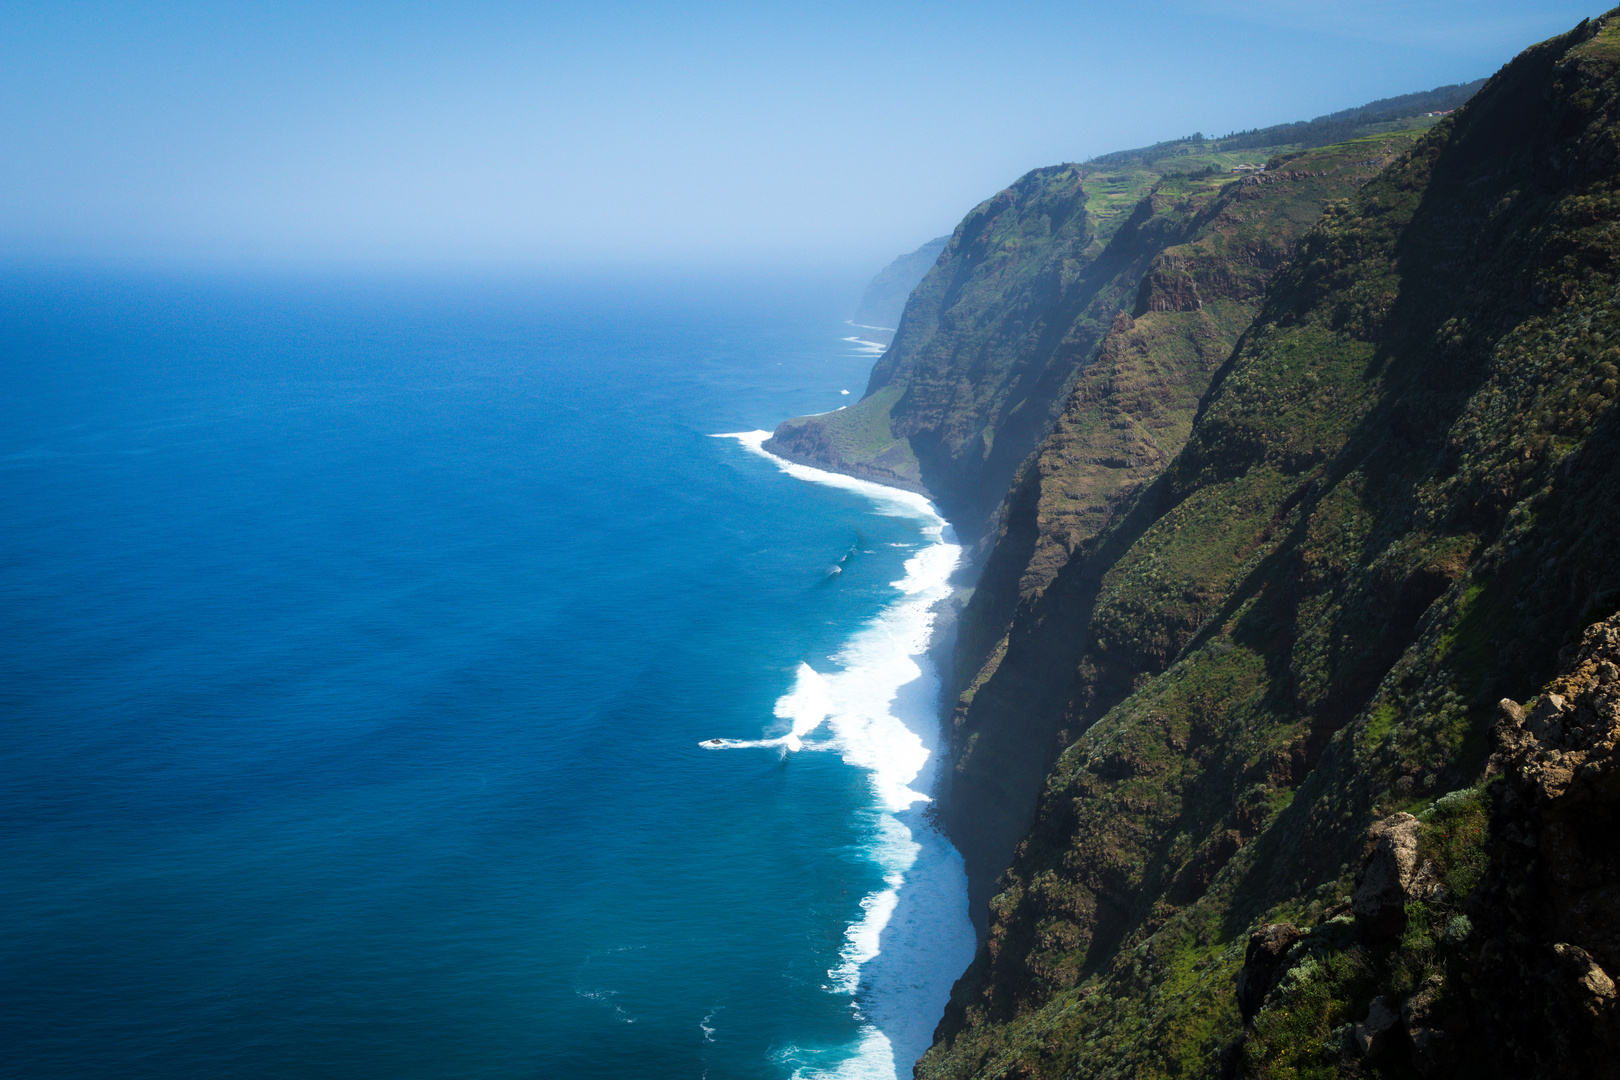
1352;813;1423;937
1401;974;1452;1076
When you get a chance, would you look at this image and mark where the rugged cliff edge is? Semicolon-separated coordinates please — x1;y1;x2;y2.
764;150;1294;531
1227;612;1620;1078
766;85;1477;540
768;161;1119;523
943;131;1427;929
915;13;1620;1079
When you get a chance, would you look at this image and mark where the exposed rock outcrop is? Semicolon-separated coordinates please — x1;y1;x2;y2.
1351;812;1440;937
1235;923;1306;1023
1461;613;1620;1077
1352;995;1399;1059
1227;614;1620;1079
1401;975;1449;1075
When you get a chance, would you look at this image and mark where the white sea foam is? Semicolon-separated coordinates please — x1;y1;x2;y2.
709;431;977;1079
775;661;833;752
841;335;887;356
711;431;934;521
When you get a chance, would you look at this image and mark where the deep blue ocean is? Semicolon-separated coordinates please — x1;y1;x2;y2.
0;268;974;1079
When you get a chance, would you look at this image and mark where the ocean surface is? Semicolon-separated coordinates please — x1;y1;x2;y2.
0;268;976;1079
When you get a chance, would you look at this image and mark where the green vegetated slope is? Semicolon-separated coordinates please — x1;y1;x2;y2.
920;13;1620;1080
944;131;1426;928
765;113;1452;533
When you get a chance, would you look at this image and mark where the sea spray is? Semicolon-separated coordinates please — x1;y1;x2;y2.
708;432;977;1079
775;663;832;752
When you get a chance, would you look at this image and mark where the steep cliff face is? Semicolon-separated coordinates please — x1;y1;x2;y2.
767;101;1469;539
1229;613;1620;1079
765;149;1285;531
1460;615;1620;1078
918;14;1620;1079
943;132;1426;928
767;163;1108;521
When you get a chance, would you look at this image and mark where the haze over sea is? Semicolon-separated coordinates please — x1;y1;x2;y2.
0;268;975;1079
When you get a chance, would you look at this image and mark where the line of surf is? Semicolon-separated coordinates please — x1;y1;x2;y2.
711;431;933;523
708;430;976;1080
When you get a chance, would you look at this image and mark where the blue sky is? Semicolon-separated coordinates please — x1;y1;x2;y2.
0;1;1603;270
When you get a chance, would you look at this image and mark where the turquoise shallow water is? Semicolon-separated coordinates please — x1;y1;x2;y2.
0;268;973;1079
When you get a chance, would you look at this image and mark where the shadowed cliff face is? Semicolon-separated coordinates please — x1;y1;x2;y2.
941;132;1426;933
1228;615;1620;1080
1458;615;1620;1078
853;235;952;332
918;13;1620;1079
765;122;1455;544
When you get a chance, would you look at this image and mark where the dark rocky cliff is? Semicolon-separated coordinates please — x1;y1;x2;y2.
765;107;1463;543
764;150;1292;534
914;13;1620;1078
943;132;1425;931
1227;612;1620;1078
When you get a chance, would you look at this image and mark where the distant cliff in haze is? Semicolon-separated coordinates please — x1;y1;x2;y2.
853;235;951;331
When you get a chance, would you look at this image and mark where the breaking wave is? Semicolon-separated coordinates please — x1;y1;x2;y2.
708;431;977;1078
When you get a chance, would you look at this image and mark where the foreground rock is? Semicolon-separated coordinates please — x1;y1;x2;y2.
1350;812;1428;937
1463;614;1620;1077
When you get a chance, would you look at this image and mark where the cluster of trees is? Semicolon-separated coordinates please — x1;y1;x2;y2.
1212;78;1487;151
1088;79;1488;168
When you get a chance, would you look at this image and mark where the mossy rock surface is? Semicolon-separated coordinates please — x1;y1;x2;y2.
920;12;1620;1079
945;129;1434;932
